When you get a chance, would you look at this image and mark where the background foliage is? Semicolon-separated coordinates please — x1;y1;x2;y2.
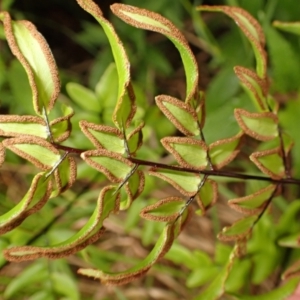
1;0;300;299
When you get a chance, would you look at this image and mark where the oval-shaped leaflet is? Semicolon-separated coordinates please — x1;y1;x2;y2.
66;82;101;113
3;136;61;170
122;170;145;210
52;156;77;197
209;132;243;169
76;0;136;129
234;66;268;111
273;21;300;36
49;103;74;142
111;3;199;104
0;12;60;115
77;212;190;285
228;185;276;215
0;115;47;138
3;185;119;261
149;167;202;197
126;121;144;155
80;120;124;153
250;148;284;179
196;179;218;215
140;197;186;222
217;215;257;242
198;5;267;79
161;137;208;170
0;172;52;234
81;149;133;183
234;108;278;141
156;95;200;136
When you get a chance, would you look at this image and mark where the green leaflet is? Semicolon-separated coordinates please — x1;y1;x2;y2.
66;82;101;113
197;179;218;214
273;21;300;35
111;3;199;103
122;170;145;210
0;12;60;115
113;86;136;130
209;132;243;169
149;167;201;196
80;120;144;155
52;157;77;197
126;122;144;155
250;148;284;179
80;120;125;153
198;5;267;78
161;137;208;170
77;214;188;285
3;186;119;261
81;149;133;182
235;108;278;141
140;197;185;222
228;185;276;215
218;215;257;241
156;95;200;136
3;136;61;170
0;115;47;138
50;103;74;142
0;172;52;234
76;0;136;129
234;66;268;111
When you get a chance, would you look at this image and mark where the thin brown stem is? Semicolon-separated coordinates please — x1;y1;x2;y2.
128;157;300;185
51;143;300;185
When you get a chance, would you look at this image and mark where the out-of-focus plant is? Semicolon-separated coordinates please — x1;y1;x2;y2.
1;0;300;299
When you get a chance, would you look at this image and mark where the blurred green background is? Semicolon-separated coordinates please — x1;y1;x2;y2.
1;0;300;299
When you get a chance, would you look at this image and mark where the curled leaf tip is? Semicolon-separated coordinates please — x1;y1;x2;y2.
76;0;103;16
112;4;199;103
198;5;267;79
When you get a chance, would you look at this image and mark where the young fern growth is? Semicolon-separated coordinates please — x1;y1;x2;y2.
1;0;300;297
